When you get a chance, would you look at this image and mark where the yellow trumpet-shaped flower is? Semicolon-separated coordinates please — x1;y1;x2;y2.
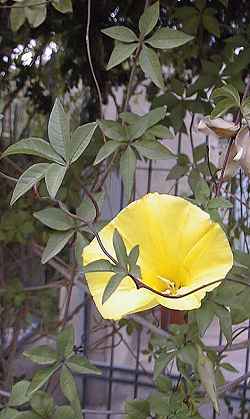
83;193;233;320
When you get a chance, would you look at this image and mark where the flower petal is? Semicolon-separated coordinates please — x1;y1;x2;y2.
83;193;233;318
85;272;157;320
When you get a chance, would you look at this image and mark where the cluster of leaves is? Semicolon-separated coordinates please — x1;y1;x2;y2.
97;106;174;202
0;325;100;419
103;1;193;88
8;0;73;31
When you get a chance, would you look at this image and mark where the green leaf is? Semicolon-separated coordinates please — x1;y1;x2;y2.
28;366;58;395
197;346;219;413
194;178;210;205
139;45;164;89
128;245;139;268
113;228;128;268
48;98;70;159
119;112;140;125
202;11;220;38
127;107;167;140
60;366;82;419
45;163;67;198
106;42;138;70
220;362;238;373
23;345;58;365
57;325;74;359
98;120;126;141
41;230;74;264
75;232;88;265
146;28;193;49
10;163;50;206
66;355;101;375
154;351;176;379
54;406;75;419
125;399;150;419
94;140;121;165
25;3;47;28
167;164;189;180
120;146;137;204
10;6;26;31
77;191;105;222
133;139;174;160
214;304;232;344
1;138;65;164
210;98;236;118
148;124;173;139
70;122;97;163
52;0;72;13
101;26;138;43
34;208;74;231
211;84;240;106
102;272;127;304
0;408;22;419
9;381;30;407
83;259;118;273
30;391;54;417
193;143;206;163
207;197;233;209
178;344;198;368
14;412;40;419
195;301;214;337
139;1;159;36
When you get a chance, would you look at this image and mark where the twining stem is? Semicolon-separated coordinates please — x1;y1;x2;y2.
86;0;104;123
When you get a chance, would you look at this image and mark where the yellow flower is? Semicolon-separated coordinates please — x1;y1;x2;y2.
83;193;233;320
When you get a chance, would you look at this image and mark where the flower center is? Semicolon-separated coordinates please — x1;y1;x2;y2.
157;276;178;295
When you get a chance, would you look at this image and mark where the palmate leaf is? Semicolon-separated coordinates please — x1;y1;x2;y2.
127;106;167;141
23;345;58;365
102;272;127;304
34;208;74;231
10;163;50;206
10;6;26;31
60;366;82;419
48;98;70;160
106;42;138;70
57;325;74;359
211;84;240;106
25;2;47;28
94;140;121;165
101;26;138;43
9;381;30;407
197;346;219;414
98;120;126;141
1;137;65;164
30;391;54;417
70;122;97;163
139;1;159;36
113;228;128;269
146;27;193;49
133;139;174;160
52;0;73;13
28;366;58;395
54;406;75;419
41;230;74;264
119;146;137;204
139;45;164;89
66;355;101;375
45;163;67;199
